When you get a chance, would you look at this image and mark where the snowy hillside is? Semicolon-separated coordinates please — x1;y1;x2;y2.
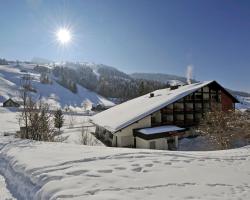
236;96;250;111
0;136;249;200
130;72;189;85
0;64;114;109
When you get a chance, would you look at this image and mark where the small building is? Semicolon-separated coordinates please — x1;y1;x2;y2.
3;98;20;107
91;81;239;150
91;104;113;112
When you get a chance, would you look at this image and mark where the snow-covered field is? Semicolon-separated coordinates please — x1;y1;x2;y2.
0;136;249;200
0;107;101;146
0;107;19;135
57;114;103;146
0;106;249;199
236;96;250;111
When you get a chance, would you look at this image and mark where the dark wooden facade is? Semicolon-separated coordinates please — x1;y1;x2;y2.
151;81;238;128
3;98;20;107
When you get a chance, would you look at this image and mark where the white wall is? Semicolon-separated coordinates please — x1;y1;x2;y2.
136;137;149;149
154;138;168;150
112;115;151;147
136;137;169;150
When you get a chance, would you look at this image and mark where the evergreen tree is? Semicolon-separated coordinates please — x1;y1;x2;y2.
138;81;145;96
54;109;64;132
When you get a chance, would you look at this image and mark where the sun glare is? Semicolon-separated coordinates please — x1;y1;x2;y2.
56;28;71;45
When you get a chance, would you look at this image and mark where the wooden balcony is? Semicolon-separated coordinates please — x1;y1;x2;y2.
153;119;198;128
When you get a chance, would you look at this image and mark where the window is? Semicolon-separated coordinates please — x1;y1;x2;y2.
185;95;193;100
108;132;113;140
211;94;221;102
203;86;209;92
149;141;156;149
151;116;156;124
161;114;168;122
195;94;202;100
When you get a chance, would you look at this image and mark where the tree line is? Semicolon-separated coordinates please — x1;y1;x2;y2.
52;65;170;101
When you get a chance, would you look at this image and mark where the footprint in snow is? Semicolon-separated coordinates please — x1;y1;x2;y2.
132;167;142;172
170;159;180;162
97;169;113;173
144;163;153;167
114;167;126;170
86;174;101;177
67;170;89;176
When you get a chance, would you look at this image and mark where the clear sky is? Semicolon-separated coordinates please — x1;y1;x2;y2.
0;0;249;92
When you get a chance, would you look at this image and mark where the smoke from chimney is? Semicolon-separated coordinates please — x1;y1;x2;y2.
186;65;193;85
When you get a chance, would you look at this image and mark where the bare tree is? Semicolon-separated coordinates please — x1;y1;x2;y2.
80;119;94;145
18;73;33;138
68;109;76;128
17;74;55;141
80;125;90;145
197;109;250;149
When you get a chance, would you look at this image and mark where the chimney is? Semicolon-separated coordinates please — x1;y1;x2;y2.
170;85;179;90
186;65;193;85
149;93;154;98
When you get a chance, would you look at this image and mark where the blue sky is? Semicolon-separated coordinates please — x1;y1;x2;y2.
0;0;250;92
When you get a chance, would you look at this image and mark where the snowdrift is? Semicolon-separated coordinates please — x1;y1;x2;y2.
0;137;249;200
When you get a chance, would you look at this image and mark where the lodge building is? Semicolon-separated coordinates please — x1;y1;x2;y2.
91;81;239;150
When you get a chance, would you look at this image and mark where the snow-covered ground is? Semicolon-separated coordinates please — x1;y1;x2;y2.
56;114;103;146
236;96;250;111
0;175;16;200
1;86;250;199
0;136;249;200
0;107;19;135
0;107;101;146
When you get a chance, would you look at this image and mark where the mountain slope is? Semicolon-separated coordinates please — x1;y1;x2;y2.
0;64;114;109
51;63;168;101
130;72;189;85
236;96;250;111
131;72;250;98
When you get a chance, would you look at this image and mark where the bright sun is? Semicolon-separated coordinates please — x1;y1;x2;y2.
56;28;71;45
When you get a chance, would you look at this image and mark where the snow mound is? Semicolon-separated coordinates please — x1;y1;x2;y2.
0;175;16;200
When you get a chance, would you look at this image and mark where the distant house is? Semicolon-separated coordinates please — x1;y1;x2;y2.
91;104;113;112
91;81;239;150
3;98;20;107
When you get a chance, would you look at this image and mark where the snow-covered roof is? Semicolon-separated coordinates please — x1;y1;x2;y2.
91;80;233;133
137;125;185;135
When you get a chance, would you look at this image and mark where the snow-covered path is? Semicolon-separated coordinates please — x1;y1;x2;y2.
0;175;15;200
0;136;250;200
